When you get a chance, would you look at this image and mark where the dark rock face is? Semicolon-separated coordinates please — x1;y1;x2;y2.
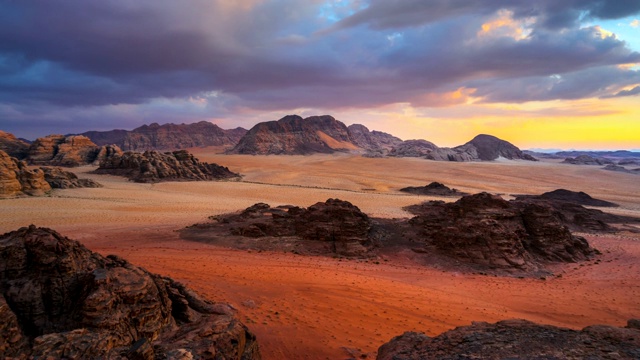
426;134;537;162
348;124;403;153
26;135;119;167
377;319;640;360
182;199;378;257
0;130;30;159
406;193;595;272
0;226;261;360
228;115;359;155
399;182;468;197
82;121;247;151
515;189;618;207
41;167;102;189
563;154;614;165
94;150;240;183
0;150;51;197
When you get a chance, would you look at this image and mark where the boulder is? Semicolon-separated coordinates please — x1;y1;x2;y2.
377;319;640;360
0;226;261;359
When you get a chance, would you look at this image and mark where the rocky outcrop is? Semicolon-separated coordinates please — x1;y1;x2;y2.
0;130;30;159
405;193;595;272
94;150;240;183
399;182;468;197
563;154;614;165
347;124;403;153
41;167;102;189
377;319;640;360
0;226;261;359
93;144;123;165
182;199;378;257
0;150;51;197
515;189;618;207
426;134;537;162
82;121;247;151
26;135;117;167
228;115;360;155
603;164;640;175
388;140;438;158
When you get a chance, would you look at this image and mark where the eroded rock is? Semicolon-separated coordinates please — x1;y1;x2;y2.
399;182;468;197
0;150;51;197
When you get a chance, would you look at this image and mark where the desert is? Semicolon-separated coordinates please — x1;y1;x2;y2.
2;148;639;359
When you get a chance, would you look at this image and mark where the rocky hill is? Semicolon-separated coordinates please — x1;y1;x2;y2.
228;115;360;155
0;225;261;359
425;134;538;162
27;135;121;167
0;150;51;197
563;154;614;165
515;189;618;207
82;121;247;151
0;130;30;159
377;319;640;360
347;124;403;152
388;139;438;158
399;182;468;197
94;150;240;183
41;167;102;189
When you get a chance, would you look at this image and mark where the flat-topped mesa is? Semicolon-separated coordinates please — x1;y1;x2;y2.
183;198;378;257
82;121;247;151
0;130;30;159
27;134;121;167
377;319;640;360
406;192;596;272
0;149;51;197
228;115;360;155
94;149;240;183
0;226;261;359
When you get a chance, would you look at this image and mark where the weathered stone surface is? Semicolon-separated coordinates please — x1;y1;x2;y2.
563;154;614;165
515;188;618;207
406;193;595;272
0;150;51;197
348;124;403;152
41;167;102;189
183;199;378;257
377;319;640;360
229;115;359;155
0;226;261;359
0;130;30;159
82;121;247;151
27;135;108;167
399;182;468;197
93;144;123;165
94;150;240;183
388;139;438;158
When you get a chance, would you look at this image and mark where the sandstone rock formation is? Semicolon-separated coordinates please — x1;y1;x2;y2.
82;121;247;151
515;189;618;207
228;115;360;155
425;134;537;162
387;139;438;158
94;150;240;183
0;225;261;359
347;124;403;153
0;150;51;197
0;130;30;159
563;154;614;165
406;193;595;272
26;135;119;167
399;182;468;197
377;319;640;360
182;199;378;257
41;167;102;189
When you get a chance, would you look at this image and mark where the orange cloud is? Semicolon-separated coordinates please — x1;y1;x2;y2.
410;88;477;108
477;10;532;40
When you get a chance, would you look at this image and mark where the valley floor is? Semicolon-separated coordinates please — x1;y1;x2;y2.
1;151;639;359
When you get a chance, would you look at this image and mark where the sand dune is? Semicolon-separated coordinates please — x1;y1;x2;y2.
1;152;639;359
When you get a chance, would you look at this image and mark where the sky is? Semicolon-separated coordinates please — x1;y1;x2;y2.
1;1;639;150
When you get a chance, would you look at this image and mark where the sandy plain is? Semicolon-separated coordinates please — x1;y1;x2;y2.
1;150;640;359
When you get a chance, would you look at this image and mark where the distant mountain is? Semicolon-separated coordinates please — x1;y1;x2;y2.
81;121;247;151
228;115;360;155
388;139;438;157
423;134;537;162
347;124;403;152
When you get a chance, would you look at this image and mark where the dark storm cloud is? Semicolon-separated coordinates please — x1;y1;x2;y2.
1;0;640;138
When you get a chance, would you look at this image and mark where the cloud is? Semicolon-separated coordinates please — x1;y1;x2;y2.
602;85;640;98
632;19;640;28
